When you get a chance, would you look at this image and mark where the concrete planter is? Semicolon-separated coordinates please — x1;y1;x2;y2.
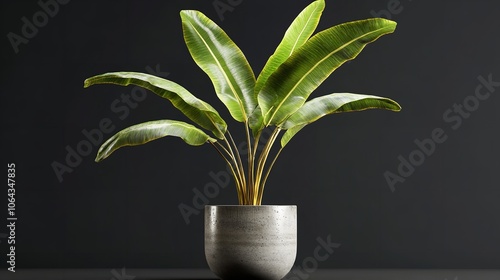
205;205;297;280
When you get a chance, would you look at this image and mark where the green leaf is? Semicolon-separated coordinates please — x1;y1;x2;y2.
248;106;265;138
280;93;402;147
181;10;256;123
259;18;397;126
255;0;325;96
250;0;325;136
84;72;227;139
96;120;215;162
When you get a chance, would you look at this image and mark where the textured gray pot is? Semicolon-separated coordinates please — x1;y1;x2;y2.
205;205;297;280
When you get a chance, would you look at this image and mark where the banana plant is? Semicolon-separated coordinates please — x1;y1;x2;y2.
84;0;401;205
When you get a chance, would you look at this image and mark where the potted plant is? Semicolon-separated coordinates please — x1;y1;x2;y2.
84;0;400;279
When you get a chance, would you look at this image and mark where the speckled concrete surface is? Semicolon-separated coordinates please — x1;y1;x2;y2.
205;205;297;280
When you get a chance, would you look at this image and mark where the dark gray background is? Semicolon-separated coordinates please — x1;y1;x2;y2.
1;0;499;269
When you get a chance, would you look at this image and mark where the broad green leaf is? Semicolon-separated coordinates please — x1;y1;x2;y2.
96;120;215;162
181;10;256;122
259;18;397;126
84;72;227;139
280;124;306;148
250;0;325;136
255;0;325;95
280;93;401;147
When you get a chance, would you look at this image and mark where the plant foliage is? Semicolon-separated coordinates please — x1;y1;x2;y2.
84;0;401;205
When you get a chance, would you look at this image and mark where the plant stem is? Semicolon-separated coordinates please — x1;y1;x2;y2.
227;131;247;203
245;123;253;204
257;146;284;205
250;130;262;204
209;141;243;204
254;127;281;204
215;141;244;203
215;141;233;158
218;132;245;204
